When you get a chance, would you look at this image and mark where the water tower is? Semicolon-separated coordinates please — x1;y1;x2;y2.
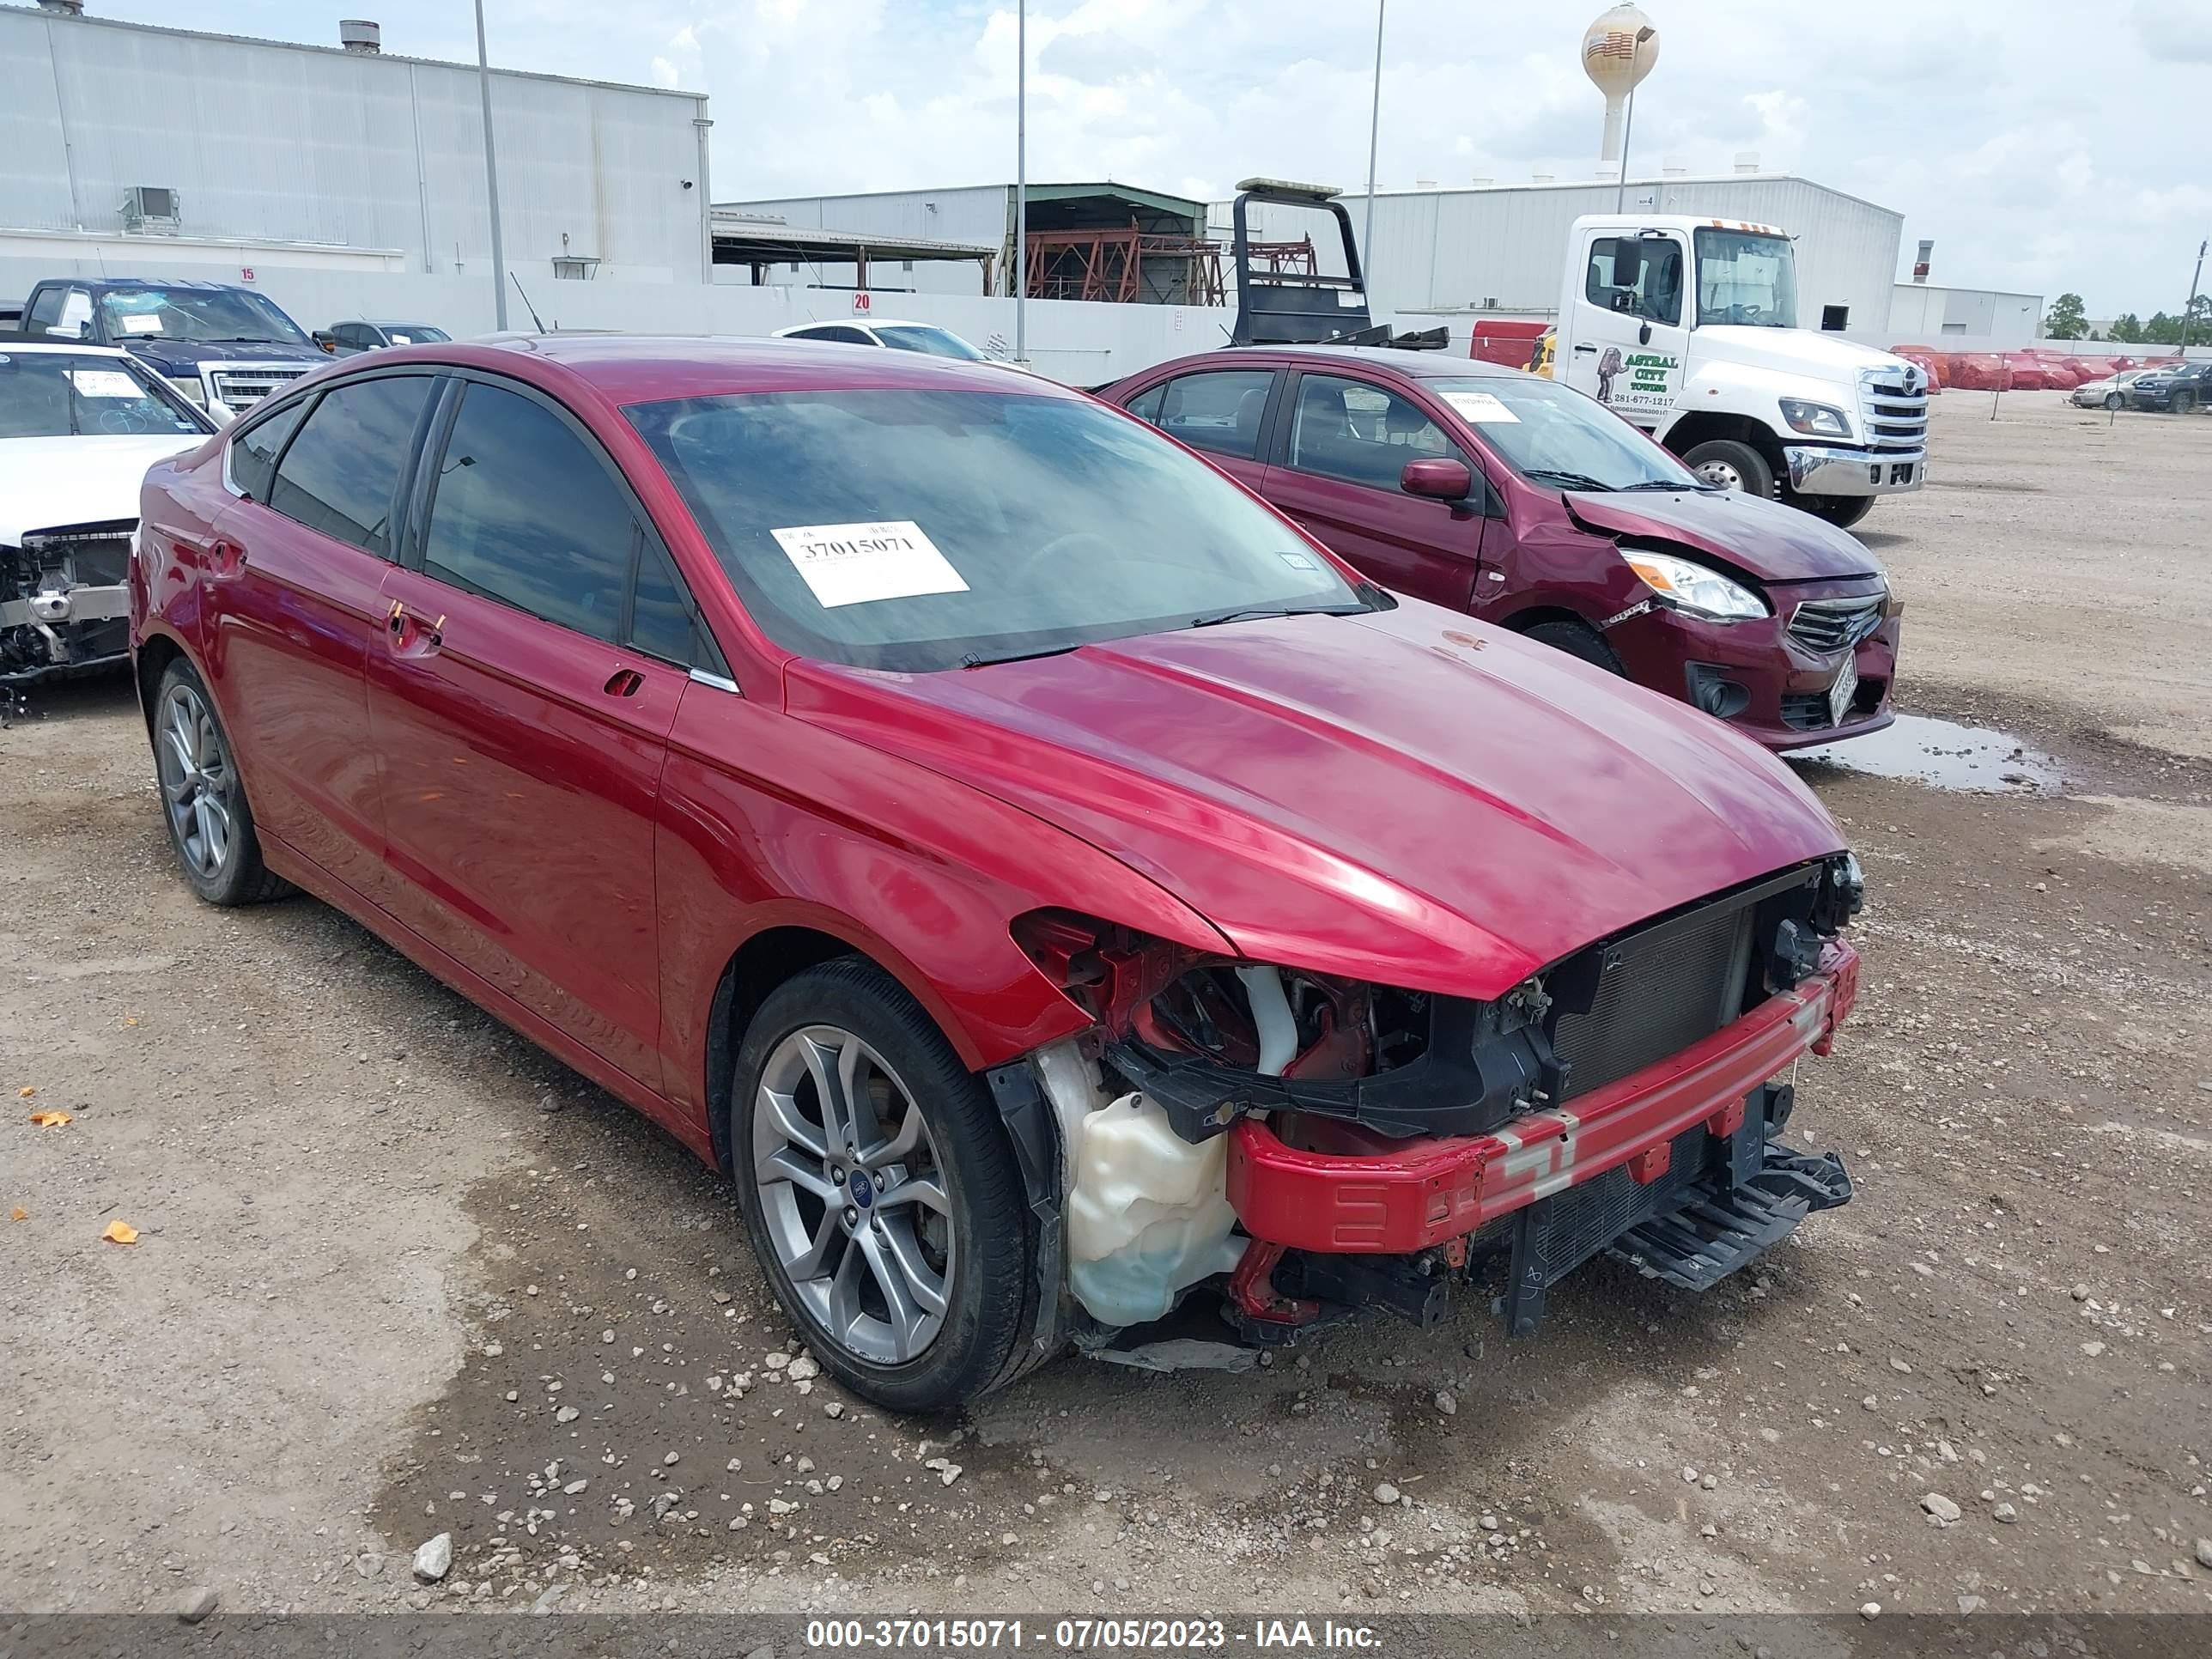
1583;4;1660;163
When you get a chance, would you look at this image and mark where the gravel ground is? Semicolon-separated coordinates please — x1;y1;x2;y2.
3;391;2208;1620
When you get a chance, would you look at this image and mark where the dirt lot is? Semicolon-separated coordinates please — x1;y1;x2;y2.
3;391;2209;1621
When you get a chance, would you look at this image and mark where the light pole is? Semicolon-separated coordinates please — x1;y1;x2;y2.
474;0;509;330
1014;0;1027;365
2185;238;2207;354
1613;24;1656;212
1362;2;1385;300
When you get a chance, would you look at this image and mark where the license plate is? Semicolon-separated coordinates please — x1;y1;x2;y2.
1828;655;1860;725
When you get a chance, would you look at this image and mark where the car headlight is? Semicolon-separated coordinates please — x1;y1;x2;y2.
1778;398;1852;439
167;375;207;406
1621;550;1768;622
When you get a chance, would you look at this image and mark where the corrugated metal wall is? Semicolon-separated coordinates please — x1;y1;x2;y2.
0;8;708;283
1225;177;1905;341
723;186;1015;295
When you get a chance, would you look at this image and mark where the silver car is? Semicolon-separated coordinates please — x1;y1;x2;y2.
2070;368;2148;409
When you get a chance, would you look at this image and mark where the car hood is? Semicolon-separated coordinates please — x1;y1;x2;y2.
1563;488;1882;584
119;338;325;374
0;435;203;543
1694;325;1914;387
785;603;1846;1001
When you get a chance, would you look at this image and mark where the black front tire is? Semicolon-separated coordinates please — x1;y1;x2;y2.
2104;392;2124;410
731;958;1030;1413
1522;617;1626;674
2175;390;2197;416
1680;438;1778;499
152;658;289;907
1798;494;1875;531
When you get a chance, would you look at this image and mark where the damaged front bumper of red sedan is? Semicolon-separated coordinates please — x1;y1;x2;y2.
1009;854;1864;1352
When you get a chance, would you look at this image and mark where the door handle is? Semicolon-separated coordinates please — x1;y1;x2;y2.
207;538;246;575
1572;343;1599;353
385;599;444;656
602;667;644;699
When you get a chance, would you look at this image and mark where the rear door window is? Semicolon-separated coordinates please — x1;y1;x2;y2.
266;375;435;556
1137;369;1275;461
1285;374;1463;490
417;380;661;649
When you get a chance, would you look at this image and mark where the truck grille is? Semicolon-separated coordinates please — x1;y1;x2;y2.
1858;365;1928;452
1547;886;1763;1103
1787;594;1885;655
208;365;309;412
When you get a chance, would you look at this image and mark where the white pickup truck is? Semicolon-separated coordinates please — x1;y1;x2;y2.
1552;214;1929;527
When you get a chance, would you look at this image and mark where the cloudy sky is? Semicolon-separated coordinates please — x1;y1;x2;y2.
90;0;2212;318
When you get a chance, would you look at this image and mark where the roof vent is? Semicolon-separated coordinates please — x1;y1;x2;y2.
1532;170;1556;184
339;19;380;53
1733;150;1760;174
39;1;86;15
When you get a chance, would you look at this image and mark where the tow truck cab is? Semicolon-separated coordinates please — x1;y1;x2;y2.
1553;216;1929;528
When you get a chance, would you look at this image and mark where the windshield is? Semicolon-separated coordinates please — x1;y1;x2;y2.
628;388;1370;672
383;325;449;346
1425;374;1701;492
872;325;987;362
0;351;209;440
1694;229;1798;329
98;287;311;346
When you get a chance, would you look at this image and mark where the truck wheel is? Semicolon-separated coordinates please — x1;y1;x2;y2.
1522;618;1626;675
732;958;1030;1413
1680;439;1777;499
1799;495;1874;531
2175;390;2197;415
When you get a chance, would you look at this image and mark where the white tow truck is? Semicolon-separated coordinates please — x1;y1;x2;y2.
1550;214;1929;528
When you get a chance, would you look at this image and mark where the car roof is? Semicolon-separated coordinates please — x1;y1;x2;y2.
1202;344;1522;381
365;319;441;329
386;332;1079;407
73;276;256;292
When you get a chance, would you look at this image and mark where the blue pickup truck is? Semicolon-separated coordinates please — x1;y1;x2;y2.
5;276;326;422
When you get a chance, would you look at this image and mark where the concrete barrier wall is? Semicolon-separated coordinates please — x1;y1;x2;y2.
0;253;1233;386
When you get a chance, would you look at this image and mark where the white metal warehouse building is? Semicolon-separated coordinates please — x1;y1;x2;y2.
1299;172;1907;342
0;2;714;293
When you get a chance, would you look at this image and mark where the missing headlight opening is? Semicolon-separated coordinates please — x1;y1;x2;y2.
1011;853;1863;1349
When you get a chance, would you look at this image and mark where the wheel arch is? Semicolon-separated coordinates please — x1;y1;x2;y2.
132;628;191;742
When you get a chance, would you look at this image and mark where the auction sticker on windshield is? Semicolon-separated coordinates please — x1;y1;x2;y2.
68;369;144;399
1442;390;1520;424
770;520;970;610
117;314;165;335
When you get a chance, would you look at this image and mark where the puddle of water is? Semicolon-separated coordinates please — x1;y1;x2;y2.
1790;714;2064;794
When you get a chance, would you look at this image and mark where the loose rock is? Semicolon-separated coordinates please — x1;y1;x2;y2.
411;1533;453;1583
178;1587;219;1625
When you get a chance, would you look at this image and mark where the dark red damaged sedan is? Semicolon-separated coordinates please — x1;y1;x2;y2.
1105;348;1899;750
132;335;1863;1411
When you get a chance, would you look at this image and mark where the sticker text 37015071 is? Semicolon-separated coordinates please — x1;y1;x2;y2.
769;520;970;610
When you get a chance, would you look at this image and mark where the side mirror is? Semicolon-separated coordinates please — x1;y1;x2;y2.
1638;321;1653;346
312;330;337;353
1401;458;1473;501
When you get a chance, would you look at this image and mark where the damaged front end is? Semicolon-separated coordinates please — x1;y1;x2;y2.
990;853;1864;1356
1;520;135;686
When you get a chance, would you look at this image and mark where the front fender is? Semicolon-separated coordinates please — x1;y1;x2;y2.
1662;361;1856;445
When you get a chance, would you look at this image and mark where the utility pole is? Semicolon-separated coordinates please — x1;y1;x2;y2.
1361;2;1385;299
475;0;509;331
1014;0;1028;365
1613;25;1656;213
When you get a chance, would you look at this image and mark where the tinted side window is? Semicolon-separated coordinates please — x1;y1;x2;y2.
26;288;65;331
1286;374;1462;490
229;397;311;501
800;325;873;345
1123;384;1166;422
267;376;434;555
1146;370;1273;461
1584;236;1683;327
629;540;700;665
419;381;641;643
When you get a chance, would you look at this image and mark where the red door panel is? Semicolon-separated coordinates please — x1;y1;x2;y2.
199;498;391;899
1259;465;1486;613
367;569;682;1092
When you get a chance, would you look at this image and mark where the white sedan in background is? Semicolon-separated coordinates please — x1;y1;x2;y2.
2070;368;2149;410
773;318;1027;368
1;343;216;684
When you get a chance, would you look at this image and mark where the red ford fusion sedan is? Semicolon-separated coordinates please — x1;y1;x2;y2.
1104;348;1899;750
132;336;1863;1412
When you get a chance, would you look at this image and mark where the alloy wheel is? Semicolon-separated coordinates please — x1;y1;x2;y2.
751;1025;953;1364
156;682;235;879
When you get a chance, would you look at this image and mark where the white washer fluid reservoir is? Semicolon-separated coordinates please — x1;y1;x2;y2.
1066;1092;1245;1328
